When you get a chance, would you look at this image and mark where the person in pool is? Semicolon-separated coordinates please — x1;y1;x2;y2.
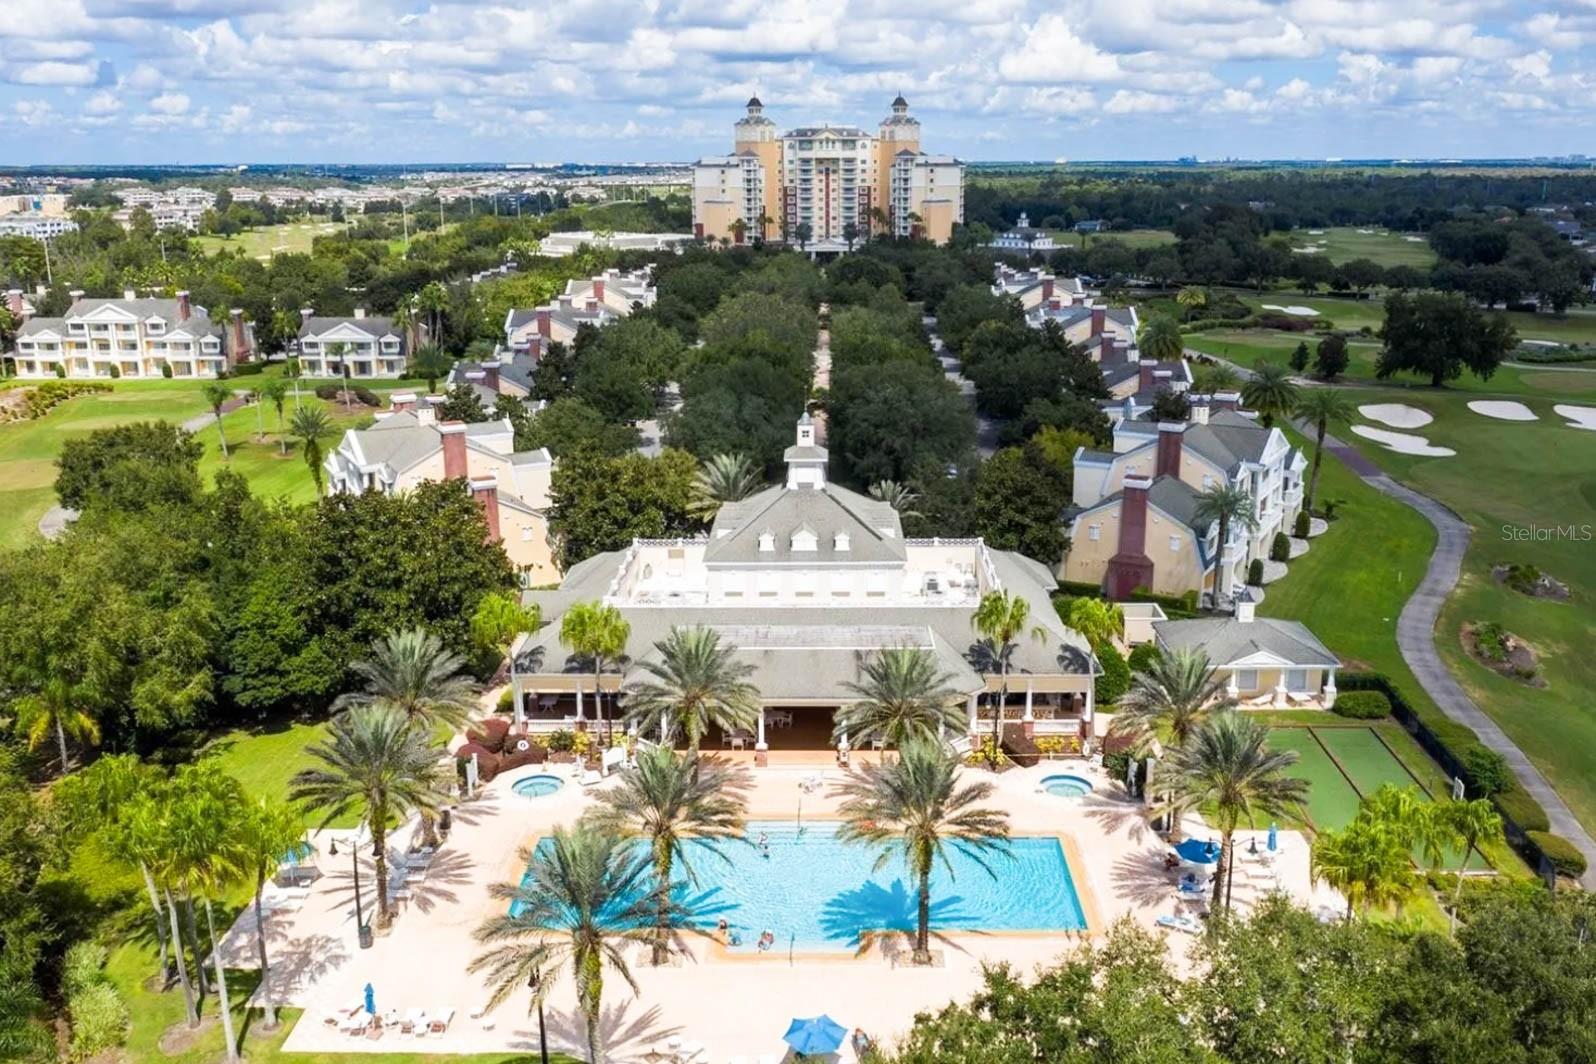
758;832;770;857
756;930;775;952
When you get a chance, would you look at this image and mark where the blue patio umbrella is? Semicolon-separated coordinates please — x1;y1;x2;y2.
1174;838;1222;865
783;1014;847;1057
1268;822;1279;852
363;983;375;1016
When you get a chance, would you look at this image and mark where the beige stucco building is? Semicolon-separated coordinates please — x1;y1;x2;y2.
692;96;964;248
10;290;254;379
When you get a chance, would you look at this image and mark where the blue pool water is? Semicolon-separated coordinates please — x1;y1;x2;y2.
1040;774;1094;798
514;820;1086;952
511;774;565;799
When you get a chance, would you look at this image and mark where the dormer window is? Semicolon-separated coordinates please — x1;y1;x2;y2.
758;530;775;552
791;526;818;552
834;532;850;552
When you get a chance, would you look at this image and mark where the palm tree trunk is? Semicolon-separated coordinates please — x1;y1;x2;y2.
184;897;210;996
254;874;278;1029
373;825;392;930
166;889;198;1027
55;717;69;772
914;872;932;965
142;863;170;986
1222;832;1236;911
989;662;1008;770
1218;516;1231;598
215;413;229;460
1307;421;1327;514
1448;833;1474;935
582;953;605;1064
204;899;239;1061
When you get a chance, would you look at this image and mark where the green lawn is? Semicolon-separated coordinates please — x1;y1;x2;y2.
1048;228;1176;250
1331;388;1596;837
1287;227;1438;270
195;218;350;260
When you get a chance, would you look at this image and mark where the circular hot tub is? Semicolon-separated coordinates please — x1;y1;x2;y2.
511;774;565;799
1040;774;1094;799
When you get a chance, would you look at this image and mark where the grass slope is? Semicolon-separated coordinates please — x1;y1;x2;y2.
1286;227;1438;270
194;218;350;260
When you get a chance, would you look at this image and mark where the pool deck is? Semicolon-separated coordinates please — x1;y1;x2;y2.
235;757;1340;1061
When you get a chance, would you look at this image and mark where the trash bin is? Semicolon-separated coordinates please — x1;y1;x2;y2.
358;923;373;950
439;807;453;836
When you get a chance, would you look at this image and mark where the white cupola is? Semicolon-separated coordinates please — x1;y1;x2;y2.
784;412;829;490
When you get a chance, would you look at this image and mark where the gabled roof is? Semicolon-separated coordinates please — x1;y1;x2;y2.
298;316;400;340
1181;409;1273;469
706;483;903;565
1153;615;1338;669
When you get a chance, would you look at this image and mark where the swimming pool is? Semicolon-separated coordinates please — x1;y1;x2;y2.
514;820;1087;952
510;774;565;799
1040;774;1094;798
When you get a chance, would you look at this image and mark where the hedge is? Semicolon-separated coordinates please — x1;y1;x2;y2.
1331;691;1390;719
1494;784;1551;833
1094;640;1131;704
1053;583;1198;619
1269;531;1291;563
1527;831;1588;877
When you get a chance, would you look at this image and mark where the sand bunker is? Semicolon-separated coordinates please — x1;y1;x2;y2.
1351;425;1456;457
1307;229;1325;235
1291;247;1323;254
1468;401;1538;422
1359;403;1433;429
1262;304;1321;317
1403;236;1424;243
1554;405;1596;431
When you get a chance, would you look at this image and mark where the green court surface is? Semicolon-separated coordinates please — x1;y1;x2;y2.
1267;727;1362;831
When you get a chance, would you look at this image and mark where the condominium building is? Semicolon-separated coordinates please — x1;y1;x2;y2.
692;96;964;248
0;213;77;240
294;309;410;378
501;267;655;361
10;289;254;379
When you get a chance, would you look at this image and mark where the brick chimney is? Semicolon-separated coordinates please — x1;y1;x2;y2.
177;291;191;321
300;307;314;324
1212;391;1240;412
1156;422;1185;479
390;391;417;414
470;477;502;543
592;278;605;305
1090;306;1106;337
229;308;249;361
481;363;499;393
5;290;22;317
536;309;551;339
1040;276;1054;302
439;421;468;480
1105;476;1155;599
1138;359;1157;393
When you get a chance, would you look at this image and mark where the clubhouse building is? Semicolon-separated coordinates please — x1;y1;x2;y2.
508;417;1100;754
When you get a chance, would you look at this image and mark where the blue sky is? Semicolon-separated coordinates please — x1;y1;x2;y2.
1;0;1592;165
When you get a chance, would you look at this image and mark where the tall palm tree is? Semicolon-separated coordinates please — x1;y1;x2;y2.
1240;362;1300;429
1137;314;1184;361
1441;798;1502;931
971;590;1046;770
1175;286;1208;322
201;381;234;459
410;343;452;395
623;626;759;749
1109;646;1233;752
834;647;966;748
1059;597;1124;648
417;281;450;347
588;746;751;965
127;791;199;1027
235;797;306;1031
1150;712;1307;911
291;706;450;930
833;738;1010;964
1193;362;1241;395
335;626;481;734
1311;817;1416;920
1292;387;1356;515
868;479;922;518
1193;483;1258;599
12;675;99;771
289;405;333;494
261;377;290;455
472;824;657;1064
560;601;631;747
690;453;762;519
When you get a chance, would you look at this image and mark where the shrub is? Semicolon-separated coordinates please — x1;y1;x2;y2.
62;942;108;999
545;729;576;753
1294;510;1310;538
1331;691;1390;719
1501;563;1543;595
498;742;548;772
497;687;515;714
1527;831;1588;877
53;363;66;379
1093;639;1131;704
1127;642;1159;674
466;716;511;753
68;982;130;1060
964;736;1009;768
1462;744;1511;798
1494;783;1551;833
454;741;501;781
1246;558;1264;586
1269;531;1291;563
161;363;174;378
1103;750;1131;785
108;365;121;379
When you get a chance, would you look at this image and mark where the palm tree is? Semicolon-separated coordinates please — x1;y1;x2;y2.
1240;362;1300;429
1293;387;1356;515
12;675;99;771
128;790;200;1027
1059;597;1124;648
471;591;542;666
411;343;452;395
1311;817;1415;920
283;354;302;410
1193;362;1241;394
1109;646;1232;753
729;217;749;245
834;647;966;748
289;405;333;494
1137;314;1184;361
833;738;1010;964
1441;799;1502;931
261;377;290;455
1150;712;1307;910
794;221;813;250
623;626;759;749
842;221;860;250
392;299;421;353
249;385;266;440
588;746;751;965
336;626;481;733
1175;286;1208;322
971;590;1045;770
691;453;762;519
1193;483;1258;599
560;601;630;747
234;797;306;1031
472;824;657;1064
417;281;450;347
201;381;234;459
868;479;921;518
291;705;450;930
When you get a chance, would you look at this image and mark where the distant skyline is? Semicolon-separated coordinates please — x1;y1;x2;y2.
1;1;1592;166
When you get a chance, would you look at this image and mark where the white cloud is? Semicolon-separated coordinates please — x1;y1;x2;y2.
82;89;122;114
149;90;189;113
999;15;1126;83
5;61;100;86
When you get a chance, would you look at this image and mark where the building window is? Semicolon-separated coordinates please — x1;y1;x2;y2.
1286;669;1308;691
1087;524;1101;541
1234;669;1258;692
1168;535;1181;552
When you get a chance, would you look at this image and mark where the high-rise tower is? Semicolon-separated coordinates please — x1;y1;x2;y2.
733;97;782;242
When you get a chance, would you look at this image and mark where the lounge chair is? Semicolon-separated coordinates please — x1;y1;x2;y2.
1156;913;1203;935
579;768;603;787
676;1041;706;1062
325;998;364;1026
400;1008;427;1034
428;1007;455;1033
338;1010;370;1035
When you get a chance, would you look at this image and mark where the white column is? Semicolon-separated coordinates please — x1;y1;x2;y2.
756;708;766;746
514;687;526;730
1083;684;1095;728
574;681;584;722
1323;667;1338;710
967;693;979;735
1023;680;1035;721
